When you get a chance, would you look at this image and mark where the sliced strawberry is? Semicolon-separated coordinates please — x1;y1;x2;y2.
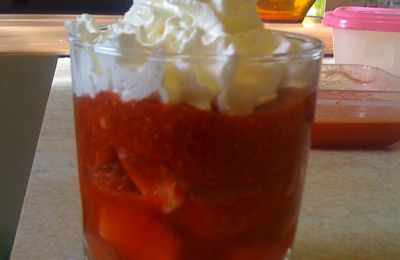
89;161;137;193
117;149;169;192
171;195;262;243
94;145;118;167
99;197;181;260
117;149;183;213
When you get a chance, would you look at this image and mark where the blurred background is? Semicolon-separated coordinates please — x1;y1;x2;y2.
0;0;398;14
0;0;131;14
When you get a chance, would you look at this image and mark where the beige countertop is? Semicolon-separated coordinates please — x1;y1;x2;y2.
11;59;400;259
0;14;333;55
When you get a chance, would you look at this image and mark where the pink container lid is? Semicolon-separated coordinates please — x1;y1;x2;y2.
323;7;400;32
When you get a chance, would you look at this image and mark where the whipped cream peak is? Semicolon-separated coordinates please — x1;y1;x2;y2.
66;0;308;115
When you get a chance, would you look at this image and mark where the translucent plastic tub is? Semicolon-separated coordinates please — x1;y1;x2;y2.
312;64;400;148
323;7;400;76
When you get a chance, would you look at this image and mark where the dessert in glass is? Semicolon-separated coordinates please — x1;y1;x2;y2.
66;1;323;259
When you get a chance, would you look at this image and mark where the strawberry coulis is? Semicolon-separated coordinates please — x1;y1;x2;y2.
74;88;315;260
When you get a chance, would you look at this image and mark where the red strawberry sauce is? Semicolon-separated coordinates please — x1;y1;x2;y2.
74;88;315;260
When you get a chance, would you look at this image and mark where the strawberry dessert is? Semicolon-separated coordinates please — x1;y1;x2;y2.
66;0;323;259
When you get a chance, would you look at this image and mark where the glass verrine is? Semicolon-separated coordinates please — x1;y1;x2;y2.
69;31;323;260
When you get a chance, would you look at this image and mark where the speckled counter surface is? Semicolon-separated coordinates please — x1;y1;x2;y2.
11;58;400;260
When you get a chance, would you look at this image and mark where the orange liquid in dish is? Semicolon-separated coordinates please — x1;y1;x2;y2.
312;102;400;148
256;0;315;22
312;120;400;148
74;88;315;260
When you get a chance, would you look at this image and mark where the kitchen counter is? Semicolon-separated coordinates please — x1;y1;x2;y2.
0;14;118;55
11;58;400;259
0;14;333;55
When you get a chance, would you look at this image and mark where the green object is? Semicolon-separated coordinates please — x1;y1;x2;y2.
0;239;11;260
307;0;325;17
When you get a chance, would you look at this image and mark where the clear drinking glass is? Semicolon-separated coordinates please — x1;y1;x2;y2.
69;31;323;260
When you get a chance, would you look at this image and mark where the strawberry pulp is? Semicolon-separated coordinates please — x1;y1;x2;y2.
74;88;315;260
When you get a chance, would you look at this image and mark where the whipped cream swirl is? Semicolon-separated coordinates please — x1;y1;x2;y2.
66;0;301;115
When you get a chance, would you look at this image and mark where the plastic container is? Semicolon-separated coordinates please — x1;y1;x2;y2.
322;7;400;76
312;64;400;148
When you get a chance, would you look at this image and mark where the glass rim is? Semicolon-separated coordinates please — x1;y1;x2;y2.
68;29;324;62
